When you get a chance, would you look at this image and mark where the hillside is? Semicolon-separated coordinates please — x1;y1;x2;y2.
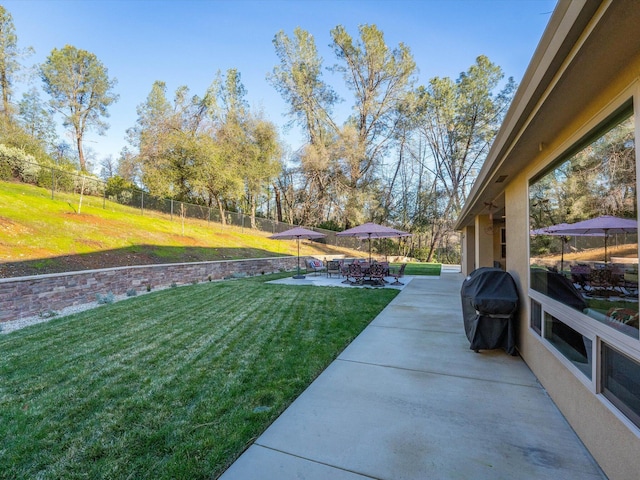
0;181;356;278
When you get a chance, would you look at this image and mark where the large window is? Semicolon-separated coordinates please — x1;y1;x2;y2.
529;106;638;340
528;103;639;430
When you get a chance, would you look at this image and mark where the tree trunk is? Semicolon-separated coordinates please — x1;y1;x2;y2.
216;196;226;226
0;71;9;117
76;132;86;172
250;196;257;229
77;175;86;214
273;182;283;222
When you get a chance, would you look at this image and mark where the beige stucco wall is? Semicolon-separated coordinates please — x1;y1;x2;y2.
474;215;494;269
461;226;475;276
493;222;505;270
502;71;640;479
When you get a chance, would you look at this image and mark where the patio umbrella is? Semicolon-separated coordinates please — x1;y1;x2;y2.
546;215;637;263
336;222;411;263
530;223;603;271
269;226;326;279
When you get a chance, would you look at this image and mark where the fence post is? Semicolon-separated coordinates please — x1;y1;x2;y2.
141;191;144;215
170;198;173;221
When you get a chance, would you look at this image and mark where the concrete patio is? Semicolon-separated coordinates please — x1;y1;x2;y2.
220;270;605;479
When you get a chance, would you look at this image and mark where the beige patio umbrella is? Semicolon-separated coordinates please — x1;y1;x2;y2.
546;215;637;263
269;227;326;279
336;222;411;263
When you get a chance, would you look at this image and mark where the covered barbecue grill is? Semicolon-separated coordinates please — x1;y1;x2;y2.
461;267;519;355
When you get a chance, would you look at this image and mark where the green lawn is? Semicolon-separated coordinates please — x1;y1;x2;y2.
391;262;441;276
0;274;398;479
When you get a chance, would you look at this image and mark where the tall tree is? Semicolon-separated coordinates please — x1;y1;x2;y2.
201;69;282;226
200;69;251;223
17;88;57;151
0;6;31;118
268;27;338;145
270;25;417;228
268;28;340;225
330;24;417;227
128;81;180;196
416;55;515;217
40;45;118;171
243;117;281;227
411;55;516;260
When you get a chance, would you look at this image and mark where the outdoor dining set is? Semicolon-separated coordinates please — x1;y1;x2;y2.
569;263;638;297
269;221;412;285
323;258;406;287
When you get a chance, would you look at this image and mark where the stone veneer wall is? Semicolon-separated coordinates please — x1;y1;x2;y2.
0;256;300;324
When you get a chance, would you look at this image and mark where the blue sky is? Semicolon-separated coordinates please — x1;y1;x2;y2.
5;0;557;168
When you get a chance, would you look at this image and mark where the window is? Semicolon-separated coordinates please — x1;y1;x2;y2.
602;344;640;429
528;102;640;429
544;313;592;379
529;106;638;340
500;227;506;259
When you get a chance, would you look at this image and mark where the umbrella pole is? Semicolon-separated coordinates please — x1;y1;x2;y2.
293;236;305;279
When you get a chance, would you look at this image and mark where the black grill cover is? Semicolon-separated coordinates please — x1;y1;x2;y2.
529;268;587;312
461;267;519;355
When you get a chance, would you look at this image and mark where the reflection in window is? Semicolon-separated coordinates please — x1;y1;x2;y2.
602;344;640;429
544;313;592;378
529;107;638;340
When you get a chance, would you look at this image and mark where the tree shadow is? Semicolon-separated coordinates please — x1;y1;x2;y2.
0;245;288;278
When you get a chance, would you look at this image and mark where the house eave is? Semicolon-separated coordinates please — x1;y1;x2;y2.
455;0;640;230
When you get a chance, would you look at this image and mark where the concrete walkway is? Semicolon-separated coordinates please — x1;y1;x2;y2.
220;272;605;480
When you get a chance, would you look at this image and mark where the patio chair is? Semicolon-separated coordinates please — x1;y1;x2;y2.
347;263;365;285
368;262;386;286
588;267;612;296
380;261;390;276
570;264;591;290
339;260;351;283
390;263;406;286
306;259;326;276
327;260;341;278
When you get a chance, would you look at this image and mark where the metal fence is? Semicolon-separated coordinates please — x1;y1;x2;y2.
2;157;364;251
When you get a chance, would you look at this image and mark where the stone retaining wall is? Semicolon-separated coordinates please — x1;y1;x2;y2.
0;256;300;324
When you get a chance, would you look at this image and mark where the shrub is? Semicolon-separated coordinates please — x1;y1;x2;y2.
126;288;137;297
96;292;115;304
36;161;76;192
105;175;135;199
0;144;40;183
75;174;104;196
